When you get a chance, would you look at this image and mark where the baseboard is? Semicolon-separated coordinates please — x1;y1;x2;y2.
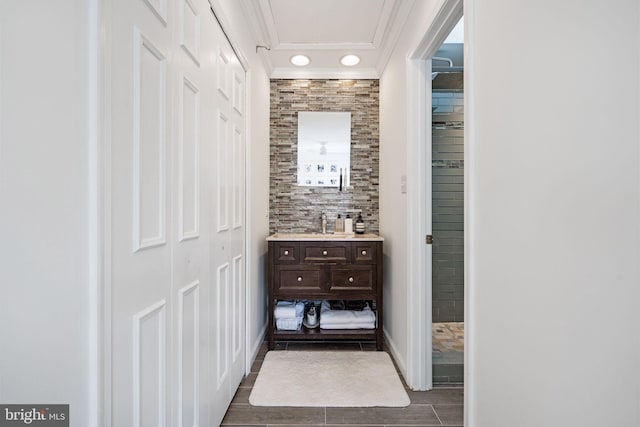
246;321;267;373
383;326;408;382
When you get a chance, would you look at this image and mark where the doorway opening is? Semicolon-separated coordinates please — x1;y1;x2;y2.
431;17;464;385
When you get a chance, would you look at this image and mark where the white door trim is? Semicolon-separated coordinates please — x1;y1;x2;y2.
463;1;475;424
405;0;463;391
89;0;110;425
405;55;432;391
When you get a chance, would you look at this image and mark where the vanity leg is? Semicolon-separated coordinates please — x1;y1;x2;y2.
376;269;383;351
376;323;383;351
268;297;275;350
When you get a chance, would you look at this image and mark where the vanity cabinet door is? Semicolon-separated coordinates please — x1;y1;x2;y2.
328;266;375;293
274;265;323;294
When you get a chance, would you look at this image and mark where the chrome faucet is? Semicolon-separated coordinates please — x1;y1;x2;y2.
321;212;327;234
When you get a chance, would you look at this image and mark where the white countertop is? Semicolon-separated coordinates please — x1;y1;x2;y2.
266;232;384;242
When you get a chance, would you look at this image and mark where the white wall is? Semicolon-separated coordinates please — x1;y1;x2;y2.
379;0;446;379
213;0;271;366
245;50;270;367
466;1;640;425
0;1;92;425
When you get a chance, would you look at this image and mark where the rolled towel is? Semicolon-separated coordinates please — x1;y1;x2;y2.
274;301;296;319
276;316;302;331
275;300;306;319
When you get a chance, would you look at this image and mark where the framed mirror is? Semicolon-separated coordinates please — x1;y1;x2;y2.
297;112;351;187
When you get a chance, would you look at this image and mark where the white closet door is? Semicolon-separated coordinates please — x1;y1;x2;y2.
107;0;246;425
109;1;173;425
207;13;247;424
172;1;206;426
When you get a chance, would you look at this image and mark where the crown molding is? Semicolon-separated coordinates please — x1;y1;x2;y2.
274;42;377;51
239;0;272;47
270;67;380;80
243;0;413;78
375;0;415;74
371;0;398;48
255;0;280;46
239;0;274;74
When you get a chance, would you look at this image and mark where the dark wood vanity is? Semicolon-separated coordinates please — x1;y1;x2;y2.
267;234;384;350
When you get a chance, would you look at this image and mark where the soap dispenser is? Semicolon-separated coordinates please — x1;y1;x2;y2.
344;214;353;234
336;214;344;233
355;213;365;234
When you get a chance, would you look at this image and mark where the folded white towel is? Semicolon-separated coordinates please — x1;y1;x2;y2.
319;300;375;324
274;301;296;319
276;316;302;331
274;301;305;319
295;301;305;317
320;321;375;330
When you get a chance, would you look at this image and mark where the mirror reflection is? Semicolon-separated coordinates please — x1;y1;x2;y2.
297;112;351;187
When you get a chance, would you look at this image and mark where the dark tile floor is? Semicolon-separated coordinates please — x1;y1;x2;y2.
221;341;464;426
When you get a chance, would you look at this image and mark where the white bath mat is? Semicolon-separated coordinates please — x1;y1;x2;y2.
249;351;410;407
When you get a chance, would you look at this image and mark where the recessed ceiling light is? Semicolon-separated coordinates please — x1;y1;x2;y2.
290;54;310;66
340;54;360;66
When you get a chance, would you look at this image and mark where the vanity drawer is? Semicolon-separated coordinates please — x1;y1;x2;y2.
301;242;349;264
328;266;375;293
275;266;323;294
352;242;377;264
273;242;299;264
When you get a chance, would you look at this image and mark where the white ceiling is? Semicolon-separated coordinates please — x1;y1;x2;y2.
241;0;416;78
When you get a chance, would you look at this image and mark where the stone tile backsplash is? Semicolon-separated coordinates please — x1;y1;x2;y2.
270;79;379;234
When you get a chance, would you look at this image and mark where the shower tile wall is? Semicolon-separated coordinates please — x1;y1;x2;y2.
432;91;464;114
270;79;379;234
432;92;464;322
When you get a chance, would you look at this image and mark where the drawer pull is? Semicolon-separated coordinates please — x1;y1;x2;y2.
348;277;354;283
322;250;328;256
283;250;289;256
297;276;303;282
361;250;367;256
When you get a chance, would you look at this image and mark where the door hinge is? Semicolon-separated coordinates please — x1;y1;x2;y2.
426;235;433;245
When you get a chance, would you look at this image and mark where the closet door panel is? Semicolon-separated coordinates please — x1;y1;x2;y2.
207;15;247;423
109;0;172;425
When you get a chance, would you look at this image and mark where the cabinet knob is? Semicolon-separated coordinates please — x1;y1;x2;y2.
348;277;354;283
361;250;367;256
283;250;289;256
297;276;303;282
322;250;328;256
